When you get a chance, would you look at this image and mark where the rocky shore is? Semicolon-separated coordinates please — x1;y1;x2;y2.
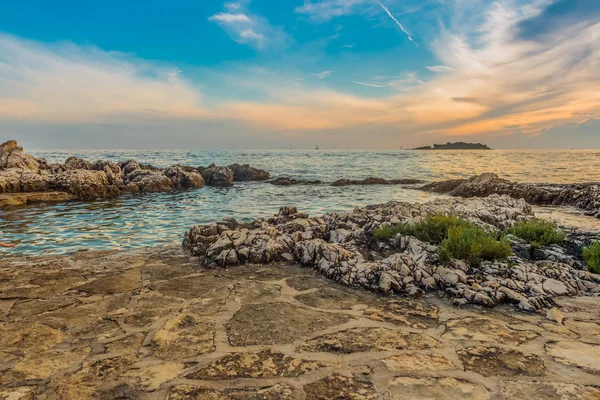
1;247;600;399
0;140;271;206
183;195;600;312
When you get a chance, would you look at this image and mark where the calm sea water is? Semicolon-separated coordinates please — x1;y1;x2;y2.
2;149;599;256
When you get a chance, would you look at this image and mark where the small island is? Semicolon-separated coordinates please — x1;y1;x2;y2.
412;142;492;150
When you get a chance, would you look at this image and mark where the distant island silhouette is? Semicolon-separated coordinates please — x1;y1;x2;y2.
412;142;492;150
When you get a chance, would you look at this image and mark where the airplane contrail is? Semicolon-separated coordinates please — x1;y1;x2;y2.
375;0;419;48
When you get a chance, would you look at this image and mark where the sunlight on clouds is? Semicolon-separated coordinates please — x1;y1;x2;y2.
0;34;206;122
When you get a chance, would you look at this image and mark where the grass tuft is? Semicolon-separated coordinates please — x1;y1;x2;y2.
372;214;472;244
372;214;512;267
505;218;565;248
438;225;512;267
583;242;600;274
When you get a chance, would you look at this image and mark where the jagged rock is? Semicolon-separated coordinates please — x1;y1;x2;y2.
52;170;119;200
0;140;40;171
64;156;93;170
183;195;600;311
123;169;172;193
200;165;234;187
331;177;423;186
228;163;270;182
164;165;205;189
422;173;600;216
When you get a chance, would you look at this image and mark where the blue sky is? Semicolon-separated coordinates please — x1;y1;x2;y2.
0;0;599;148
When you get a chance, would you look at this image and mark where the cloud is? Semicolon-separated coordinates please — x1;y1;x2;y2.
426;65;453;73
0;34;206;122
208;2;289;50
374;0;418;47
208;13;250;23
353;81;387;88
295;0;369;23
341;44;356;49
314;70;333;79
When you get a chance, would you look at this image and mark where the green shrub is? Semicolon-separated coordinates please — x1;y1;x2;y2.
583;242;600;274
438;225;512;267
372;214;472;244
506;218;565;248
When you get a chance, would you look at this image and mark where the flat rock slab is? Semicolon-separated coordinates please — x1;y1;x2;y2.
169;384;294;400
389;377;491;400
502;381;600;400
1;247;599;399
299;327;438;354
458;346;546;377
443;316;539;345
227;302;350;346
545;341;600;373
186;350;325;380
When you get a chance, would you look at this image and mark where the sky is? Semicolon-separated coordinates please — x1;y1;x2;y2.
0;0;599;149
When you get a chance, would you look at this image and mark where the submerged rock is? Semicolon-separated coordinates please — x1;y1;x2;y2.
270;177;322;186
183;195;600;311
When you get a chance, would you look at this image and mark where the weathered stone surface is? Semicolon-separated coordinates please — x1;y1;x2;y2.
502;381;600;400
388;377;491;400
73;270;141;295
234;281;281;303
227;302;350;346
0;191;72;207
10;348;88;380
151;313;215;360
0;322;64;354
364;300;439;329
0;140;40;171
304;375;378;400
154;275;230;300
383;353;456;372
186;350;324;380
169;384;294;400
228;163;270;182
120;362;184;391
421;172;600;216
294;286;363;310
546;341;600;373
299;327;438;354
201;165;234;187
458;346;546;377
52;169;118;200
443;317;538;345
164;165;205;189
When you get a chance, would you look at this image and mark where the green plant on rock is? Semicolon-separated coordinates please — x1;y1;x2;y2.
438;225;512;268
372;214;472;244
583;242;600;274
505;218;566;248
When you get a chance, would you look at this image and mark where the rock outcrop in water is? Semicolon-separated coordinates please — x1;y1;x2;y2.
0;140;274;206
331;177;424;186
183;195;600;312
421;173;600;217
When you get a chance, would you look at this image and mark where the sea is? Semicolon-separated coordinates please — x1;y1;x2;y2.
2;149;600;257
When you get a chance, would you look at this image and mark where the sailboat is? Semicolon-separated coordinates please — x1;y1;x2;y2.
315;145;319;150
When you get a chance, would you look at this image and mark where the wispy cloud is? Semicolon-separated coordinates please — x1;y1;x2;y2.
426;65;453;73
341;44;356;49
315;70;333;79
375;0;418;47
353;81;387;88
0;34;206;122
208;2;289;50
295;0;368;23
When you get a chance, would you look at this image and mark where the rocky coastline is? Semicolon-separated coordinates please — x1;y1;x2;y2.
183;195;600;312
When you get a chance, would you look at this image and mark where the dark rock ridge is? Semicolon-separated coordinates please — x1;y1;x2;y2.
331;177;424;187
183;195;600;312
421;173;600;217
270;177;323;186
413;142;492;150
